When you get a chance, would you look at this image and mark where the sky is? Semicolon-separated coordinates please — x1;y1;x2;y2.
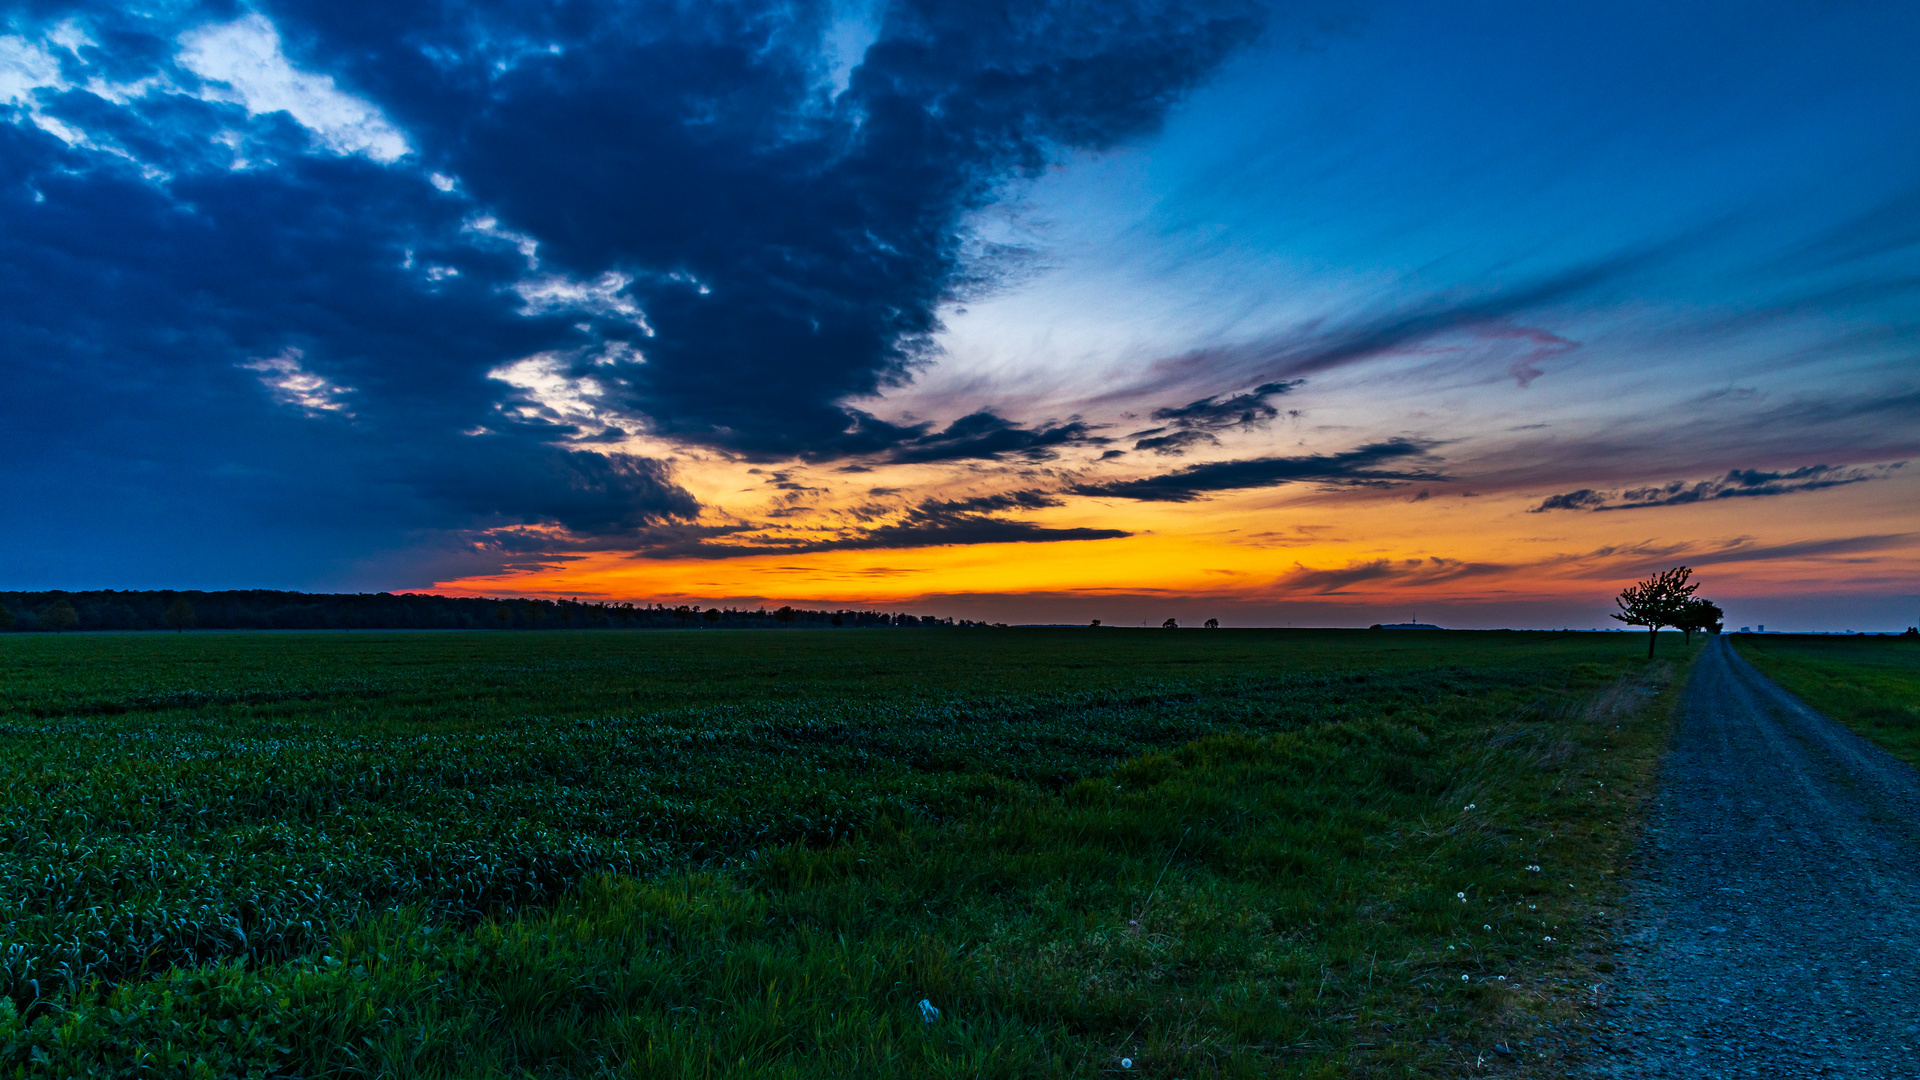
3;0;1917;630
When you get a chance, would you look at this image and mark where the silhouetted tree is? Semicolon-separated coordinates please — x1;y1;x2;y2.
1162;618;1178;629
703;607;721;626
1673;597;1724;644
1611;566;1700;658
830;611;844;627
39;600;79;634
163;598;195;632
1089;619;1101;628
775;605;796;627
1204;618;1219;629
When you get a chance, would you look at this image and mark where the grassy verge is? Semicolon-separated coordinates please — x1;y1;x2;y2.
1732;633;1920;767
0;630;1697;1077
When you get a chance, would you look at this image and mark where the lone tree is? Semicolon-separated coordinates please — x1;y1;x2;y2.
38;600;79;634
1162;618;1178;629
1611;566;1701;658
1673;597;1724;644
1204;618;1220;629
163;598;196;632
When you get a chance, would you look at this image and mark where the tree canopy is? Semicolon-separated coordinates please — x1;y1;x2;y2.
1673;597;1725;644
37;600;79;634
1610;566;1703;657
163;598;196;632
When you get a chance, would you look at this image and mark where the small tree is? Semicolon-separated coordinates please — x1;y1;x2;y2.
163;598;196;632
39;600;79;634
703;607;721;627
1611;566;1699;658
1088;619;1101;628
1162;618;1178;629
1673;597;1724;644
1204;618;1219;629
775;605;796;627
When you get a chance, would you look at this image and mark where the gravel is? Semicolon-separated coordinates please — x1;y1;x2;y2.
1581;635;1920;1078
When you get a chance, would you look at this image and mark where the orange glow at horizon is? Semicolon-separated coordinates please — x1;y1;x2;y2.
431;460;1920;618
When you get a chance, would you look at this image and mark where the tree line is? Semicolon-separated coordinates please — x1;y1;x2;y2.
0;590;971;633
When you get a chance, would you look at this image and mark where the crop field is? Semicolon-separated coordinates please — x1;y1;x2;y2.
0;628;1693;1078
1733;633;1920;766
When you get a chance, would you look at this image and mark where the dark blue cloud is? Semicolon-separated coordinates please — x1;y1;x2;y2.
1071;439;1445;502
0;0;1262;585
1528;462;1905;513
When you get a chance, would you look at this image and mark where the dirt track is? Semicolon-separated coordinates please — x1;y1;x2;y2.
1582;635;1920;1077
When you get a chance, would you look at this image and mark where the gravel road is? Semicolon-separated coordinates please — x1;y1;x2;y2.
1582;635;1920;1077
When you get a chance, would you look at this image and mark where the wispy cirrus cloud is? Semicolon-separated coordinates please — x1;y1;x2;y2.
1531;462;1904;512
1272;556;1511;594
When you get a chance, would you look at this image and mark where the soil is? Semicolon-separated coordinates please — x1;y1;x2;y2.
1581;635;1920;1077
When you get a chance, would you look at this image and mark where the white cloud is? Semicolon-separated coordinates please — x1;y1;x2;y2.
242;348;355;416
511;270;651;332
0;35;65;106
464;215;540;268
176;15;409;163
488;343;645;433
489;352;610;427
0;33;164;173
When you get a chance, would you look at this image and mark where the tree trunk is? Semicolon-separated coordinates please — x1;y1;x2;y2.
1647;625;1658;658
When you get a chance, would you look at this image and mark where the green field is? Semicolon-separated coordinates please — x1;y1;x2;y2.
1734;633;1920;767
0;629;1694;1077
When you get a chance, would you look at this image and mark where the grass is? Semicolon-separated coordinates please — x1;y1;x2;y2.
0;628;1701;1077
1732;633;1920;767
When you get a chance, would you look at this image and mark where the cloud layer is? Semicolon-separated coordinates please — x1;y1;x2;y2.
1531;463;1905;513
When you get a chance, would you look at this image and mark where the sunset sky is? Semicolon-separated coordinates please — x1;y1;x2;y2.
4;1;1917;629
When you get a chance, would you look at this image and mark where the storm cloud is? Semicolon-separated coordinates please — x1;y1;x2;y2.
0;0;1261;582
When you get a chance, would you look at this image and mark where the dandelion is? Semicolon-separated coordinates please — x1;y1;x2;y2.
1483;924;1491;930
1121;1059;1133;1069
1457;892;1467;901
1462;974;1470;981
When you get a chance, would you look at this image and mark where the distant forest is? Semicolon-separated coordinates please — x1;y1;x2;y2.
0;590;972;632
